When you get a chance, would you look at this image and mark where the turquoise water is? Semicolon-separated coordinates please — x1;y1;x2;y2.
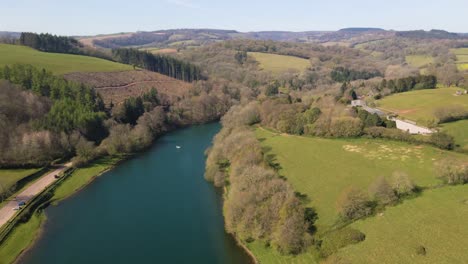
20;123;251;264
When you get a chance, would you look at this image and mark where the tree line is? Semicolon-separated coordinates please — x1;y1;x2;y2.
0;64;107;141
111;48;204;82
20;32;83;54
379;75;437;93
331;67;383;82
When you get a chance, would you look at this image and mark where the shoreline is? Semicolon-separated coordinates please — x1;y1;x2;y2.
6;123;255;264
222;187;259;264
13;155;128;263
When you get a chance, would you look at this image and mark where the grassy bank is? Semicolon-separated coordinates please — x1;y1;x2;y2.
0;44;132;75
52;156;122;202
0;156;122;264
0;213;45;264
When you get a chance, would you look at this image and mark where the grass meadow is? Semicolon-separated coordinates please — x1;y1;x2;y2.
441;120;468;151
0;44;132;75
253;128;468;263
405;55;434;68
338;185;468;263
255;128;467;228
451;48;468;71
248;52;310;74
375;87;468;125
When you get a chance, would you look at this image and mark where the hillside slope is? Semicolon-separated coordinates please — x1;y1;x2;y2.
0;44;132;75
64;70;192;105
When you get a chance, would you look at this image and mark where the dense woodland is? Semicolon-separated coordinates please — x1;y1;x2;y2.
112;48;203;82
20;32;83;54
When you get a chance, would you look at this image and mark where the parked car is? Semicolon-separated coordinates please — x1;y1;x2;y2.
18;201;26;206
13;206;20;211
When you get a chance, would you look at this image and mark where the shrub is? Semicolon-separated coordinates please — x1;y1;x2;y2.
416;245;427;256
433;105;468;124
368;176;397;205
320;227;366;257
436;159;468;185
429;132;455;150
337;187;372;220
329;117;363;138
391;171;415;196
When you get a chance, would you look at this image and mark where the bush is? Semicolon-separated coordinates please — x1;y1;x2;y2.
433;105;468;124
429;132;455;150
436;159;468;185
416;245;427;256
391;171;415;196
337;187;372;220
320;227;365;257
368;176;397;205
329;117;363;138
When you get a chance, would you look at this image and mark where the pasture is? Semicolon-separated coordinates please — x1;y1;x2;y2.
375;87;468;125
0;169;40;198
405;55;434;68
451;48;468;71
0;44;132;75
248;52;310;74
441;120;468;151
255;128;467;229
337;185;468;263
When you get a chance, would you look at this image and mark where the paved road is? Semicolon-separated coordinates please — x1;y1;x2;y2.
0;163;72;229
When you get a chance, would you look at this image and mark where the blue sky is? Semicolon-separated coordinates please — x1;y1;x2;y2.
1;0;466;35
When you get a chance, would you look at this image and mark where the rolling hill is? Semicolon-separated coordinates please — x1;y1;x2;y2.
0;44;132;75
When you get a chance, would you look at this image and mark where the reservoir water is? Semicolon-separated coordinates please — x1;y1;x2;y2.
20;123;251;264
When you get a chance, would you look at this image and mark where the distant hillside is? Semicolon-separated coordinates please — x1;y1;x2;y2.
0;31;20;39
73;28;468;50
396;29;463;39
339;27;385;32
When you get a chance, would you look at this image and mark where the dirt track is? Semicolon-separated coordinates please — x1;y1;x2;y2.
0;163;72;229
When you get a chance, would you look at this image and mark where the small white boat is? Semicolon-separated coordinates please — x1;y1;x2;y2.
176;145;181;149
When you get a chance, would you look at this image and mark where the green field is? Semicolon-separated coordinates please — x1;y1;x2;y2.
376;87;468;125
451;48;468;71
441;120;468;151
0;44;132;75
248;52;310;74
0;169;40;197
405;55;434;68
337;185;468;263
255;128;467;228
